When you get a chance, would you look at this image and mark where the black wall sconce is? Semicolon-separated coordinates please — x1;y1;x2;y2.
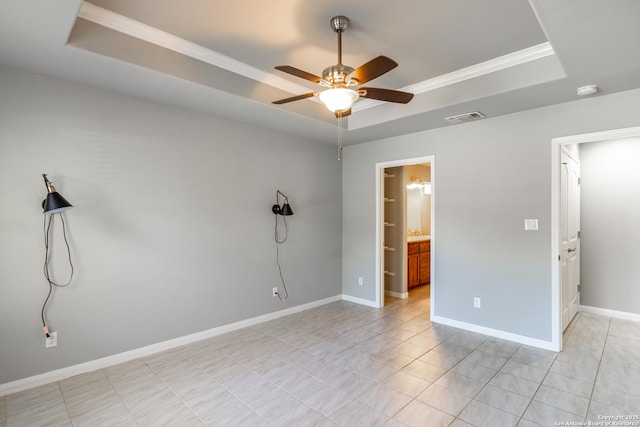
42;174;73;214
40;174;74;340
272;190;294;216
272;190;293;301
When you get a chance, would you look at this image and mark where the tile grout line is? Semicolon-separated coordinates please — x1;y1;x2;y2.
150;362;220;427
583;317;611;423
515;351;556;427
55;380;74;426
515;312;591;426
407;335;511;426
515;313;609;425
455;341;527;427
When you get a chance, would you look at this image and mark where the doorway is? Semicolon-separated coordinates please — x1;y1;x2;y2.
551;125;640;351
375;156;435;310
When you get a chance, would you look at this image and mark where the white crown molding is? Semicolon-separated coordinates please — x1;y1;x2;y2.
79;2;554;116
353;42;555;112
78;2;312;96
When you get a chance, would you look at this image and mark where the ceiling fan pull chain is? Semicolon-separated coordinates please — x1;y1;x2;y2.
337;115;343;160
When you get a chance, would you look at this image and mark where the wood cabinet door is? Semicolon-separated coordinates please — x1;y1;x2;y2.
408;253;419;288
419;251;430;284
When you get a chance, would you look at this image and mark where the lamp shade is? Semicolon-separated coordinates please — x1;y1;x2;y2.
43;192;73;214
318;88;359;112
280;202;294;216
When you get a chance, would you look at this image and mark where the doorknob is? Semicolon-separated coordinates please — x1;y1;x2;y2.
568;247;576;253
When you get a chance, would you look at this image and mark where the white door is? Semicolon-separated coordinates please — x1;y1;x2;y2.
561;148;581;331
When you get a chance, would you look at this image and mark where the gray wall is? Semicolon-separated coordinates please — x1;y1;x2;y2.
580;137;640;314
0;67;342;385
342;88;640;342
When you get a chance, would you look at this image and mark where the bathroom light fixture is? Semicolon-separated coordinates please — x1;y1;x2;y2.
272;190;294;216
407;176;432;194
423;183;432;195
42;174;73;214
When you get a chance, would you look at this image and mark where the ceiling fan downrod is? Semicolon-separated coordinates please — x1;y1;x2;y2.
330;16;349;66
323;16;354;86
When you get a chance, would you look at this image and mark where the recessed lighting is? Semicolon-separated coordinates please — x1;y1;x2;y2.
577;84;599;96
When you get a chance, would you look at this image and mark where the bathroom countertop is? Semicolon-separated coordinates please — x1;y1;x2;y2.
407;235;431;242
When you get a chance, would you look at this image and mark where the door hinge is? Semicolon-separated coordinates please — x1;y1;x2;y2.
577;230;581;239
558;255;561;261
578;177;581;185
577;284;581;292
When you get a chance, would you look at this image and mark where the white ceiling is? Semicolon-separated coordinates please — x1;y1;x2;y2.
1;0;640;145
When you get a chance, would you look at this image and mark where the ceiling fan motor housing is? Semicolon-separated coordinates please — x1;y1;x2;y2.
322;65;356;86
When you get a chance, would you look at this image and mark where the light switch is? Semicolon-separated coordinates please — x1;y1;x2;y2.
524;219;539;231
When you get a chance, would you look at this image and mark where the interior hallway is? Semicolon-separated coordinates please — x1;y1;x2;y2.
1;285;639;427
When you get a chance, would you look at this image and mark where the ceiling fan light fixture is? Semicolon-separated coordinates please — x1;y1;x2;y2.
318;87;359;113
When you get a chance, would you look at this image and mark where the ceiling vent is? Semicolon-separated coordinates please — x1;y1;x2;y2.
444;111;486;124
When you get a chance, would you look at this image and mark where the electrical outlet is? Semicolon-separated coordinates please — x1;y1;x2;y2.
473;297;481;308
358;276;363;285
272;287;278;297
45;331;58;348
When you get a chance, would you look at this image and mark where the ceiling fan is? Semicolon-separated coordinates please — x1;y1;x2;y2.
273;16;414;117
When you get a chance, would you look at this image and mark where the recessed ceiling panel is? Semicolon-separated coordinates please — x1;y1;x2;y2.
83;0;547;88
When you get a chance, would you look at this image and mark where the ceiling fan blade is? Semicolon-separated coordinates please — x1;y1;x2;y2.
359;87;414;104
272;92;316;105
275;65;323;84
334;109;351;118
347;56;398;85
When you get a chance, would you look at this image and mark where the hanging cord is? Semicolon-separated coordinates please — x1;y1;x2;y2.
274;213;289;301
337;114;343;160
41;213;74;336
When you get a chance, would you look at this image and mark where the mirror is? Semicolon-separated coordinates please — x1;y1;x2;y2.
407;187;423;232
406;164;431;236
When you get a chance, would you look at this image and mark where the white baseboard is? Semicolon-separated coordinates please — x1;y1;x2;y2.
385;290;408;299
579;305;640;322
0;295;342;397
342;296;555;352
341;294;380;308
431;315;556;351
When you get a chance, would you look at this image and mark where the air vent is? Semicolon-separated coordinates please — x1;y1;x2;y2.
444;111;486;124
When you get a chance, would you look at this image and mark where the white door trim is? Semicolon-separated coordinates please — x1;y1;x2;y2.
375;156;435;309
550;125;640;351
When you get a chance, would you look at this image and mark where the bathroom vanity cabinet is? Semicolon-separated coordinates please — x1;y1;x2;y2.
408;239;430;289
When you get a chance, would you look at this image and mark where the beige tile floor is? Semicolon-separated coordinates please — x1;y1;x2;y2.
1;285;639;427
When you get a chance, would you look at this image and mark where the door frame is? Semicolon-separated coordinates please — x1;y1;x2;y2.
375;155;435;309
550;125;640;351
